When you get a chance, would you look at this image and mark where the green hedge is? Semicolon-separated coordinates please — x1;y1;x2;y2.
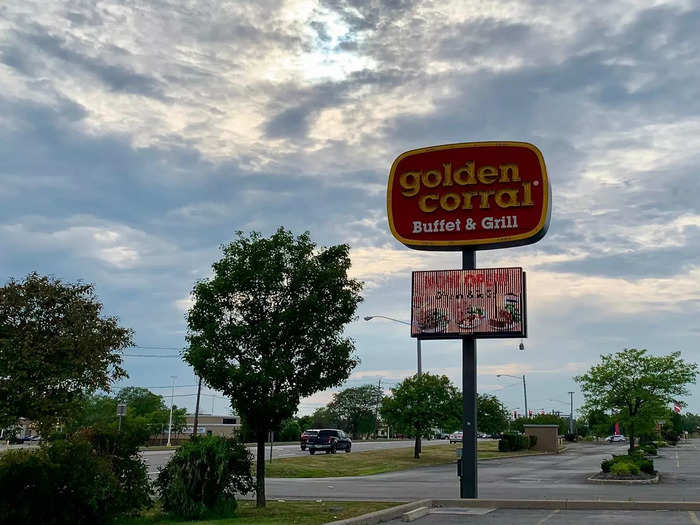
0;428;150;525
601;454;655;475
498;432;534;452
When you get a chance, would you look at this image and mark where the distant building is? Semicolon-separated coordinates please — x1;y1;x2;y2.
182;414;242;438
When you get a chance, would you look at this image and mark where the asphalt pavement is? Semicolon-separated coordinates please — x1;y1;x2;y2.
264;439;700;502
141;438;450;475
386;508;700;524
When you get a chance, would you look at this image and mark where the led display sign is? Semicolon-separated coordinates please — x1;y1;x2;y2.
411;268;526;339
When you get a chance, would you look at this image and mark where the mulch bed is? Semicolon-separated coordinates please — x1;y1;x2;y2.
589;471;657;481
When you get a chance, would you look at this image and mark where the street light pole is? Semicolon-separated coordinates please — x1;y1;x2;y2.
497;373;528;417
568;391;574;434
167;375;176;447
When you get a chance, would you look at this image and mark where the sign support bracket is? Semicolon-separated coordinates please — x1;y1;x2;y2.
460;249;477;499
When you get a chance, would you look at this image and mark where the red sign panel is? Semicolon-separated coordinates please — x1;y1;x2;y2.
388;142;550;250
411;268;526;339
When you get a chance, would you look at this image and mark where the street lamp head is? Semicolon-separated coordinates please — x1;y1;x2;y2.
519;341;525;351
363;316;373;321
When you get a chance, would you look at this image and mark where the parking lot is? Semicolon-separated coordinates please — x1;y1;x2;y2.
265;439;700;502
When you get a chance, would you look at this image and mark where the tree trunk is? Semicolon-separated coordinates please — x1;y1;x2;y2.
256;432;266;508
414;434;421;459
628;421;636;454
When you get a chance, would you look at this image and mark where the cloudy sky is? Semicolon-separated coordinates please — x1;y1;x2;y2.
2;0;700;419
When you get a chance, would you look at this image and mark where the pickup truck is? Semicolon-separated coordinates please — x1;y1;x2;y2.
307;429;352;454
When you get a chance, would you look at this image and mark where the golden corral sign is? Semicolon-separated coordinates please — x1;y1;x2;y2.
411;268;526;339
387;142;550;250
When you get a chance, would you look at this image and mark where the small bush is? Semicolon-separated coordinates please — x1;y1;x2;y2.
641;444;657;456
564;433;577;442
498;439;511;452
156;436;254;520
601;453;654;476
583;435;597;441
610;461;640;476
637;458;655;474
654;440;668;448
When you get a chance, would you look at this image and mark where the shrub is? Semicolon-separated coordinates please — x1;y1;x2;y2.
498;432;530;452
641;444;657;456
637;458;655;474
156;436;254;519
601;453;654;476
663;429;679;445
583;435;597;441
0;436;139;524
564;433;577;442
610;461;640;476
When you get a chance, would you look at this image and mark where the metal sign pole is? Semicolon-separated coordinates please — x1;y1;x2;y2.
461;249;477;499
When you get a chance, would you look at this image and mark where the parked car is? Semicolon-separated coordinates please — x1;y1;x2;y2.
300;429;319;451
435;432;450;439
449;431;463;444
307;428;352;454
606;434;627;442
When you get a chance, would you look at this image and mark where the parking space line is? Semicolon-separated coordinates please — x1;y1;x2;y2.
536;509;560;524
689;511;700;525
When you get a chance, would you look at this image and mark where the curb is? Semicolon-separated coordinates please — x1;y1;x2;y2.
325;499;432;525
587;473;660;485
326;498;700;524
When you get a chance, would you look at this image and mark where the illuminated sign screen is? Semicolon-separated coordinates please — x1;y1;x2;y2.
411;268;526;339
388;142;550;251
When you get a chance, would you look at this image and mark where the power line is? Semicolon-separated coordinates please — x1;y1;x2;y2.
123;354;181;358
131;345;184;351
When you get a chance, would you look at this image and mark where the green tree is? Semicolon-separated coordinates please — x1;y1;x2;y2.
297;415;313;431
278;419;302;442
575;348;697;452
185;229;363;507
0;273;133;434
477;394;510;435
327;384;382;439
584;409;614;437
66;388;187;444
511;413;569;434
309;407;338;429
116;387;186;435
381;373;459;458
679;412;700;433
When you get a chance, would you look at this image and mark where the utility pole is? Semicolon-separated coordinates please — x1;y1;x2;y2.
192;375;202;439
522;375;528;417
167;376;176;447
568;392;575;434
373;379;382;438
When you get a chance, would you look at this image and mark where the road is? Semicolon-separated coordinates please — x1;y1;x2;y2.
141;438;450;475
262;439;700;502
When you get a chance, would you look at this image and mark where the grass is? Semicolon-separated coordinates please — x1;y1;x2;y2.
115;500;400;525
265;441;542;478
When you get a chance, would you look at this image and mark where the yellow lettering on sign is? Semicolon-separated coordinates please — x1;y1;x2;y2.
453;162;476;185
418;194;439;212
477;166;498;184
